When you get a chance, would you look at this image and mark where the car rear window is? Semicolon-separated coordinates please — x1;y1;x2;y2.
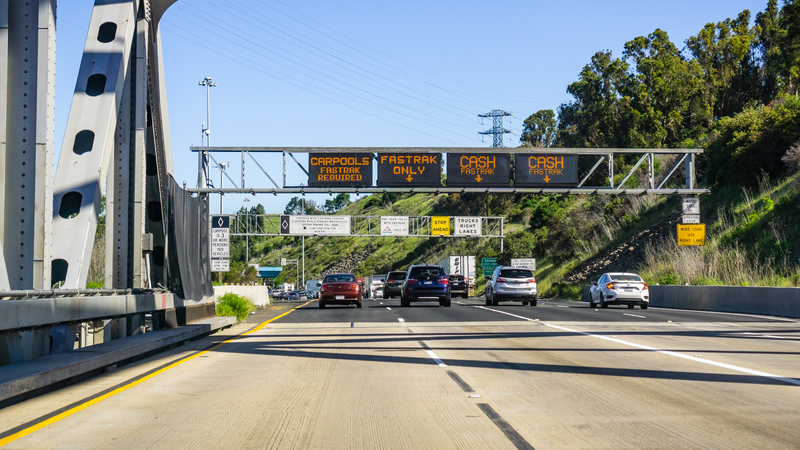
324;274;356;282
449;275;465;281
610;274;643;281
499;269;533;278
410;267;445;276
388;272;407;280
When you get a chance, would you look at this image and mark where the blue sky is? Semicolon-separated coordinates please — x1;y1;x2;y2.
55;0;769;214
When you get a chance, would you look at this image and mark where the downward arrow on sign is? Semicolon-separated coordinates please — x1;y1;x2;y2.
406;175;414;182
543;175;551;183
475;175;483;182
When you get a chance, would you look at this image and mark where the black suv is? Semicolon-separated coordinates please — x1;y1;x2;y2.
448;275;468;299
400;265;451;307
383;271;407;299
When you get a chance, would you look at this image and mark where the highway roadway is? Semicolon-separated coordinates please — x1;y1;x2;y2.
1;297;800;449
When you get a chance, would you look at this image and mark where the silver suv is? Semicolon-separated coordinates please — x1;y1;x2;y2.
485;266;537;306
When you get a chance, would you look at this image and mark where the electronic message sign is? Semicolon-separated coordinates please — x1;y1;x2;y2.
308;153;372;187
514;154;578;187
447;153;510;187
377;154;441;187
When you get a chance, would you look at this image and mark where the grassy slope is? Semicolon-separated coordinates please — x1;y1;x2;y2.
251;172;800;296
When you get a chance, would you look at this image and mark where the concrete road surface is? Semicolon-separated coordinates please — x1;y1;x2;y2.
1;298;800;449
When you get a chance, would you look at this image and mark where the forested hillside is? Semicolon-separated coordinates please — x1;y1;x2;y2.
223;0;800;296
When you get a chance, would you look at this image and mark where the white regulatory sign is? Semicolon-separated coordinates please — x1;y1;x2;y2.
210;228;230;258
454;217;482;236
682;214;701;224
289;215;351;235
511;258;536;270
211;259;229;272
682;198;700;215
380;216;409;236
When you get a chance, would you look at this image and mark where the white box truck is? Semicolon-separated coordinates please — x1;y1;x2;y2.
438;256;476;295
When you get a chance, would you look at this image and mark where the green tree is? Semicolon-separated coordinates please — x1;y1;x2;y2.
557;51;632;148
622;29;705;147
520;110;557;147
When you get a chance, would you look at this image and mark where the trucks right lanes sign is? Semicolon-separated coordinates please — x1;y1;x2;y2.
514;154;578;187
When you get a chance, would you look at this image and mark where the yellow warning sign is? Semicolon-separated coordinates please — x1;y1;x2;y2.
677;224;705;246
431;216;451;236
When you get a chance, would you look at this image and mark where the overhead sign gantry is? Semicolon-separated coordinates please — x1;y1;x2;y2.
189;147;707;195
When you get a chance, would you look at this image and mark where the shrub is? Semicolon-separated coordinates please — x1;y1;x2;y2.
216;293;256;322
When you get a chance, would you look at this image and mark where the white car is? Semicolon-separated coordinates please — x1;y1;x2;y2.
589;272;649;309
485;266;537;306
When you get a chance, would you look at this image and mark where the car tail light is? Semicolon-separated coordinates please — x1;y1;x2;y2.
606;282;615;290
387;279;394;283
354;284;360;291
406;279;418;285
642;283;649;290
526;278;536;283
321;285;327;291
440;277;449;285
497;277;509;283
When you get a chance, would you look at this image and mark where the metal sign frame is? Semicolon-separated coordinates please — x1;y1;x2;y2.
188;147;707;195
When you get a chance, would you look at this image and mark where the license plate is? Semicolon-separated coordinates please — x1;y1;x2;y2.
335;295;345;300
424;281;433;285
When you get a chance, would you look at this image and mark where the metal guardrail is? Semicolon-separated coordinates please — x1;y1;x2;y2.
0;288;168;300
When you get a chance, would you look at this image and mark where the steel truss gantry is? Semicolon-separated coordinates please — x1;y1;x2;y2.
188;147;707;196
228;214;505;239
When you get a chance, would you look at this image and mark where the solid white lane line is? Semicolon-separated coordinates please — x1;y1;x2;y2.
624;313;646;318
476;306;537;322
739;332;787;339
651;307;799;322
477;305;800;387
426;350;448;367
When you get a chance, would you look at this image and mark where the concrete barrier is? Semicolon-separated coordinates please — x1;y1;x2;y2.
649;285;800;319
213;286;271;306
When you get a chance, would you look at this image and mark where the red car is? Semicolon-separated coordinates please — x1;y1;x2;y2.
319;273;362;308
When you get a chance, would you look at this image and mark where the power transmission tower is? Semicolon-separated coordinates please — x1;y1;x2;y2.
478;110;513;148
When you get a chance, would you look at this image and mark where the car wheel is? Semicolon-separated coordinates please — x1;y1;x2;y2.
627;304;635;309
522;301;529;306
356;302;362;308
492;296;499;306
589;293;596;308
485;292;490;305
641;303;648;309
462;293;468;299
530;298;537;307
600;300;608;308
319;302;325;309
401;296;409;308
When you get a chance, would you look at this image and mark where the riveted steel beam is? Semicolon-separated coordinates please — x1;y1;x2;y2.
1;0;55;290
51;1;136;289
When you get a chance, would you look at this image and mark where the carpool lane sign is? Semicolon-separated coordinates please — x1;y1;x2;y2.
514;154;578;187
308;153;372;187
211;215;230;272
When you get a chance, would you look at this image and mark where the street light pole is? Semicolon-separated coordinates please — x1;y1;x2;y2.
243;197;251;262
198;77;216;189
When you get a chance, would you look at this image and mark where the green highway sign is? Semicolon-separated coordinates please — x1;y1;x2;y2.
482;257;498;276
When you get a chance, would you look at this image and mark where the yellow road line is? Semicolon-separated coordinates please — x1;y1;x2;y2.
0;301;313;447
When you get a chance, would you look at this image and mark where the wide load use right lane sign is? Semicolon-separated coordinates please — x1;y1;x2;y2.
677;224;706;246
